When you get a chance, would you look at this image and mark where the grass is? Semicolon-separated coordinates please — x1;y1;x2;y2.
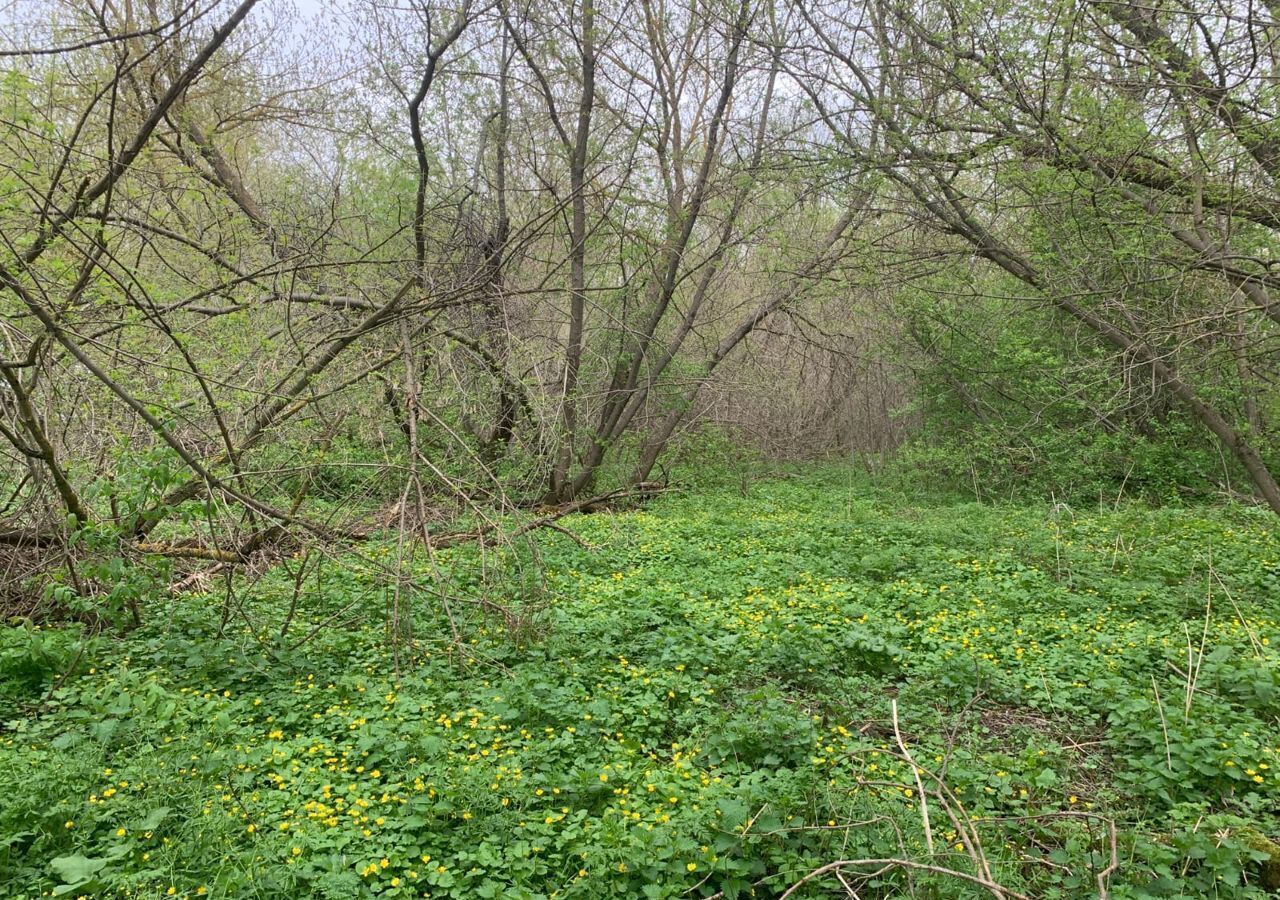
2;468;1279;898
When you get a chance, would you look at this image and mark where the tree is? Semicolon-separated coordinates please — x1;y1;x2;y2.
792;0;1280;511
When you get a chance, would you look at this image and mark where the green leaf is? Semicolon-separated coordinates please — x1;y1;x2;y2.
1034;768;1060;788
50;853;108;886
138;806;171;830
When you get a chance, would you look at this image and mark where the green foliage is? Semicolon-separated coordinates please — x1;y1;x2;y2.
251;433;403;505
2;471;1279;897
0;625;94;708
887;273;1241;505
890;420;1224;506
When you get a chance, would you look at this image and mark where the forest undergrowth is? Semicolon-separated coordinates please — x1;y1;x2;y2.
2;469;1279;899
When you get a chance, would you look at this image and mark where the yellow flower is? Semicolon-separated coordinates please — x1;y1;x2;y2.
116;827;127;837
686;862;697;872
292;847;302;856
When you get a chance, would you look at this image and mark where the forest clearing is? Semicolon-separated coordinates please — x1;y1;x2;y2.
3;0;1280;896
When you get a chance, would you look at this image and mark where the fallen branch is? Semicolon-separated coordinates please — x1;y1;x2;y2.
135;541;241;562
0;526;62;548
429;482;670;549
892;698;935;853
779;859;1031;900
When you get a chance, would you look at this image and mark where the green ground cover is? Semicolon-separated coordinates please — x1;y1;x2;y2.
3;471;1279;898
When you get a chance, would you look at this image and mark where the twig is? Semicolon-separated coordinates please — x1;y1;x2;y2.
1210;567;1263;658
892;699;934;853
778;859;1030;900
1151;675;1173;772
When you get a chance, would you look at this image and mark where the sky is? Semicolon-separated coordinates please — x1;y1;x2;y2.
288;0;340;14
0;0;342;54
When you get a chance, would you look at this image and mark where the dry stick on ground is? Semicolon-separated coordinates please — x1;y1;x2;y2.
980;812;1120;898
1210;566;1264;658
892;698;935;854
848;740;994;886
1185;585;1214;719
135;542;241;562
426;482;669;549
1151;674;1174;772
840;696;1124;898
778;859;1031;900
716;697;1028;900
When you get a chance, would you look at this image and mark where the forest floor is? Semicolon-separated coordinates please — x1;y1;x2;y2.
3;469;1280;898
